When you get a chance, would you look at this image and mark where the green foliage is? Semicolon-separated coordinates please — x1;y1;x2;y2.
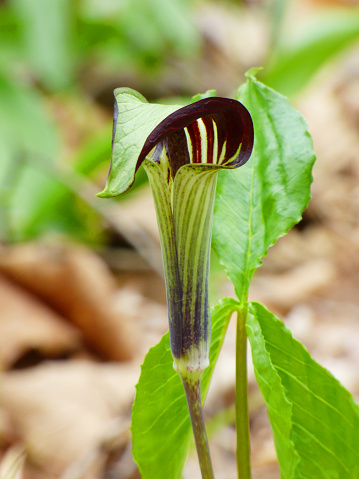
132;298;239;479
191;90;217;103
0;72;58;159
263;9;359;96
13;0;75;90
132;71;359;478
119;0;200;63
211;73;359;476
212;72;315;303
0;71;59;241
247;302;359;478
79;0;200;72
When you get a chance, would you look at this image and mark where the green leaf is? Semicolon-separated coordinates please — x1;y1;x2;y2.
0;6;21;69
0;71;59;240
262;9;359;97
132;297;239;479
119;0;200;60
212;74;315;303
247;302;359;478
191;90;217;103
0;72;58;155
13;0;74;90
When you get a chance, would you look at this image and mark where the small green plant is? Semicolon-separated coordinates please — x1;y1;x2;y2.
99;70;359;478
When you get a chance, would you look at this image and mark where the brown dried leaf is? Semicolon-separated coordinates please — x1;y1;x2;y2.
1;361;139;477
249;259;337;313
0;275;80;369
0;243;138;361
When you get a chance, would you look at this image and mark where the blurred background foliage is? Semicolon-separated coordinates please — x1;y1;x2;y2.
1;0;359;250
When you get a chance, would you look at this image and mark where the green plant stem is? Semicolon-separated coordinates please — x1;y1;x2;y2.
182;377;215;479
236;306;251;478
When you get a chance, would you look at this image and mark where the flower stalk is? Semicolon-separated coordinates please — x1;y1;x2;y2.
98;88;254;478
182;377;215;479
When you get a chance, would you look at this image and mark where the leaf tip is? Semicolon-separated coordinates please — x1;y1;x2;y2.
245;66;263;81
190;89;217;103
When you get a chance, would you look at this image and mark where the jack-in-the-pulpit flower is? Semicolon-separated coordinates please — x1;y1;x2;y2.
98;88;253;478
99;88;253;380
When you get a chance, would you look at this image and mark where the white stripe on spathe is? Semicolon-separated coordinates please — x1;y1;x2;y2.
197;119;207;164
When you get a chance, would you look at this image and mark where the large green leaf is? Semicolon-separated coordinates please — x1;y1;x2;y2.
0;5;21;68
119;0;200;60
262;9;359;97
77;0;200;75
132;297;239;479
0;72;58;156
212;72;315;303
247;302;359;478
13;0;74;90
0;71;59;241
